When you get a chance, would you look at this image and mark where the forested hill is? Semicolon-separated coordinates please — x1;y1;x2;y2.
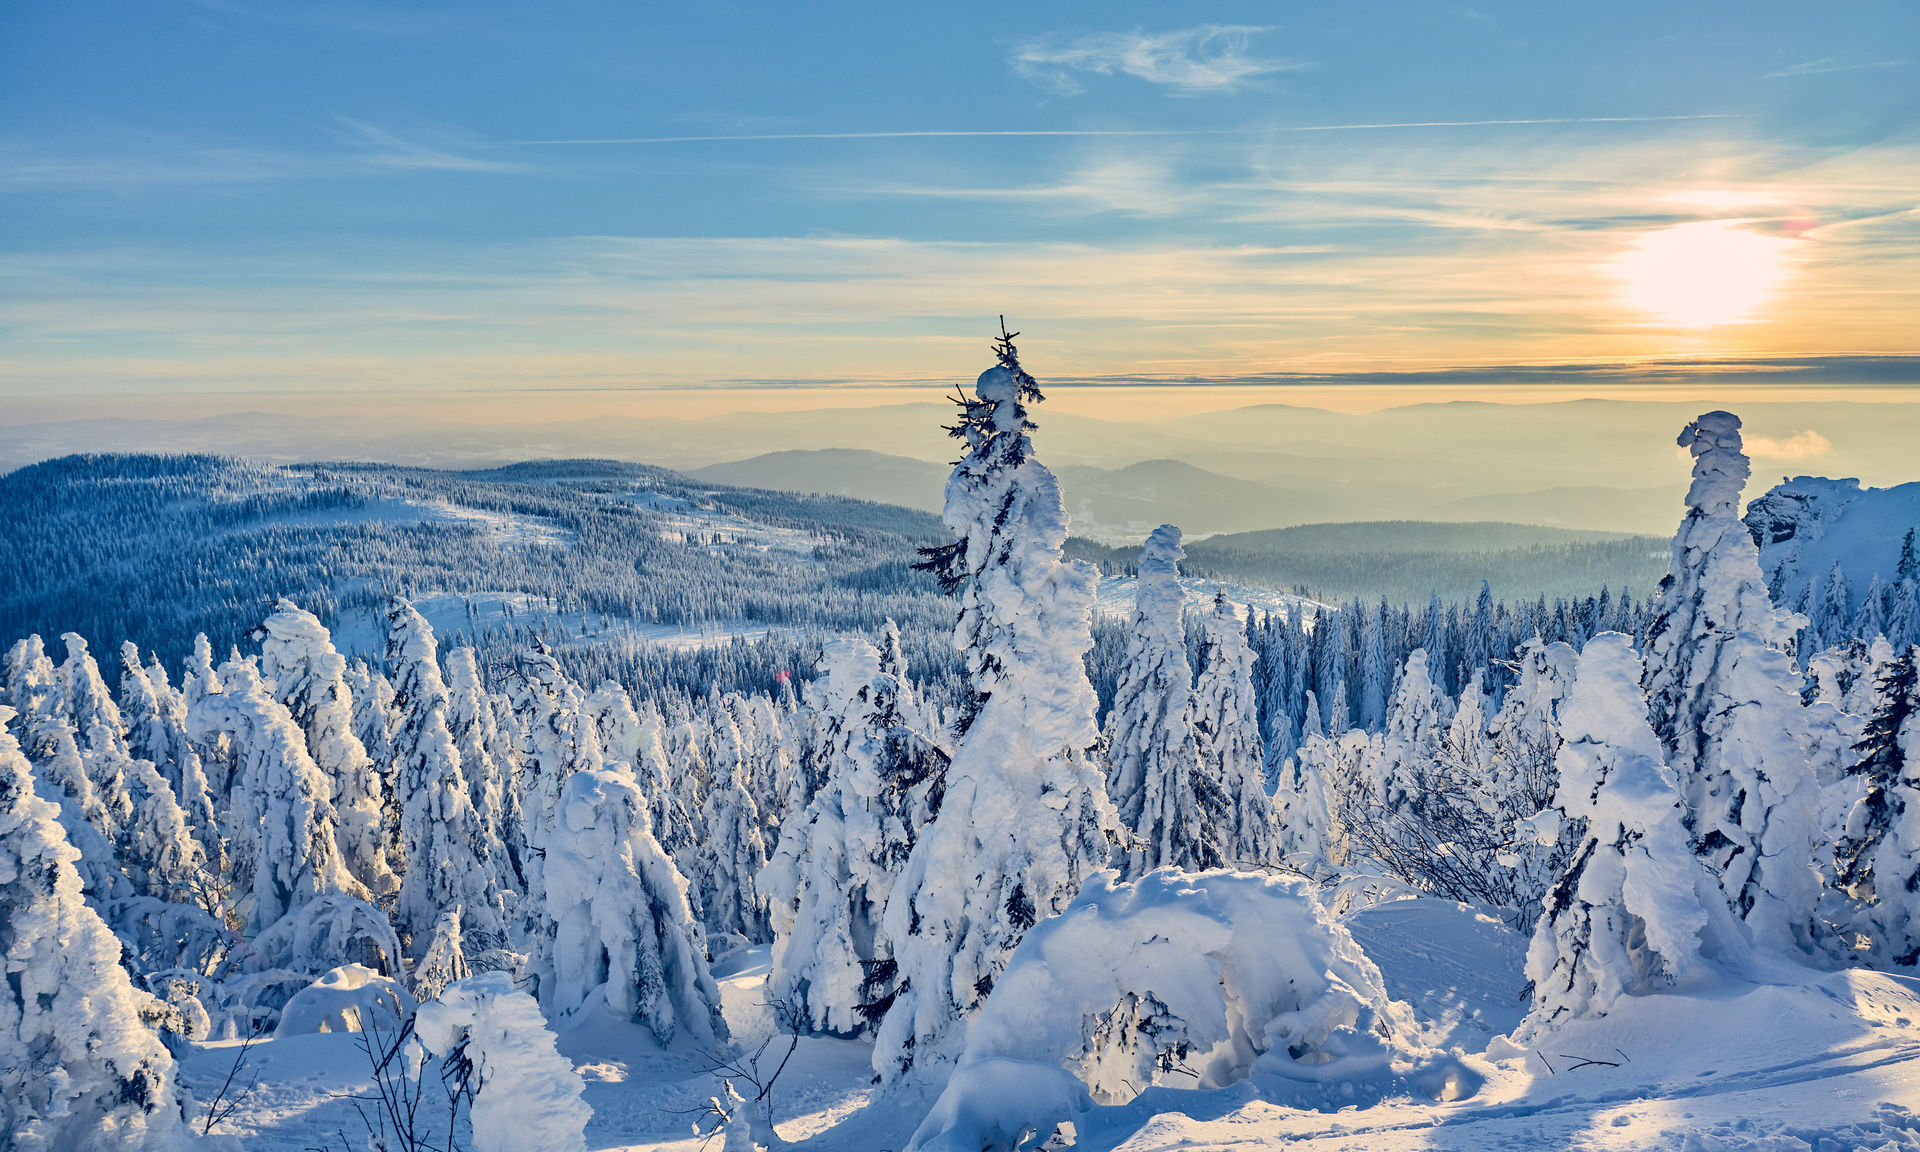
0;453;957;701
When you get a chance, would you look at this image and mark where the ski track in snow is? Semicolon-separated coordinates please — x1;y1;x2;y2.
180;902;1920;1152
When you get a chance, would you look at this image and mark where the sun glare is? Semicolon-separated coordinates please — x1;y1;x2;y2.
1612;220;1797;328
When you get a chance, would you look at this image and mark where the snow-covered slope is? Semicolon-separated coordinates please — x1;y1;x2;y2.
1747;475;1920;608
177;899;1920;1151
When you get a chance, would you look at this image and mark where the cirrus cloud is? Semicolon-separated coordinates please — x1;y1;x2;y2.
1011;25;1305;95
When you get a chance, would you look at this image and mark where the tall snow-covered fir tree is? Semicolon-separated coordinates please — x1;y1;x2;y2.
1103;524;1214;875
534;766;726;1044
1524;633;1727;1032
257;599;398;898
1;705;185;1151
386;597;509;961
764;631;948;1036
876;323;1116;1080
1192;591;1279;869
1829;645;1920;967
1642;411;1819;953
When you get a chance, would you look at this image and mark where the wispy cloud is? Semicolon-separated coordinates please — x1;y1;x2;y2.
1009;25;1305;95
1766;57;1908;78
504;114;1741;147
327;118;522;173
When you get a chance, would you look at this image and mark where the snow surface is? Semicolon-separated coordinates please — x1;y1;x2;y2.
176;898;1920;1151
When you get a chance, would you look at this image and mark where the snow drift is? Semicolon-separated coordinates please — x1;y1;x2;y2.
908;869;1473;1152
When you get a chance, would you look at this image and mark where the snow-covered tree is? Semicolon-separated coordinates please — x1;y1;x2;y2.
764;632;948;1035
1103;525;1213;875
876;325;1116;1080
186;659;368;934
257;599;397;897
1524;633;1726;1032
1192;591;1278;869
413;908;471;1003
0;706;185;1150
414;972;593;1152
1642;411;1819;952
120;644;221;874
1829;646;1920;967
534;767;725;1043
387;597;508;961
445;646;519;898
692;724;770;942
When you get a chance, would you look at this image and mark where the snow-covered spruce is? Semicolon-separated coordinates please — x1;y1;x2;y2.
415;972;593;1152
257;599;398;898
1103;524;1215;875
445;645;522;904
692;714;771;943
386;597;509;961
413;907;471;1004
1522;633;1731;1034
907;869;1451;1152
1192;590;1279;868
763;630;948;1036
0;705;185;1151
1642;411;1819;952
533;767;726;1043
1829;644;1920;967
876;328;1118;1080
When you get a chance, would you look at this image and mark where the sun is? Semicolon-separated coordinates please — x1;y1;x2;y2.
1611;220;1797;328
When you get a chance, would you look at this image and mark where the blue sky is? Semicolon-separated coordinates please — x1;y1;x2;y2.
2;0;1916;414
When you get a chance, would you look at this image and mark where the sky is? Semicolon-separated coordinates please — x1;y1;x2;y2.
2;0;1917;422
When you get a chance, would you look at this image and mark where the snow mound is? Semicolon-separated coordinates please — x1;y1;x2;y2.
910;869;1470;1151
273;964;414;1038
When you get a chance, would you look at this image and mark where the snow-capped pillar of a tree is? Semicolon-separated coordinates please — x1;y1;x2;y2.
875;325;1117;1082
386;597;507;960
0;706;185;1150
1103;524;1213;875
1522;633;1729;1033
186;659;368;934
1192;591;1279;869
258;599;398;898
533;767;726;1044
415;972;593;1152
1641;411;1820;953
